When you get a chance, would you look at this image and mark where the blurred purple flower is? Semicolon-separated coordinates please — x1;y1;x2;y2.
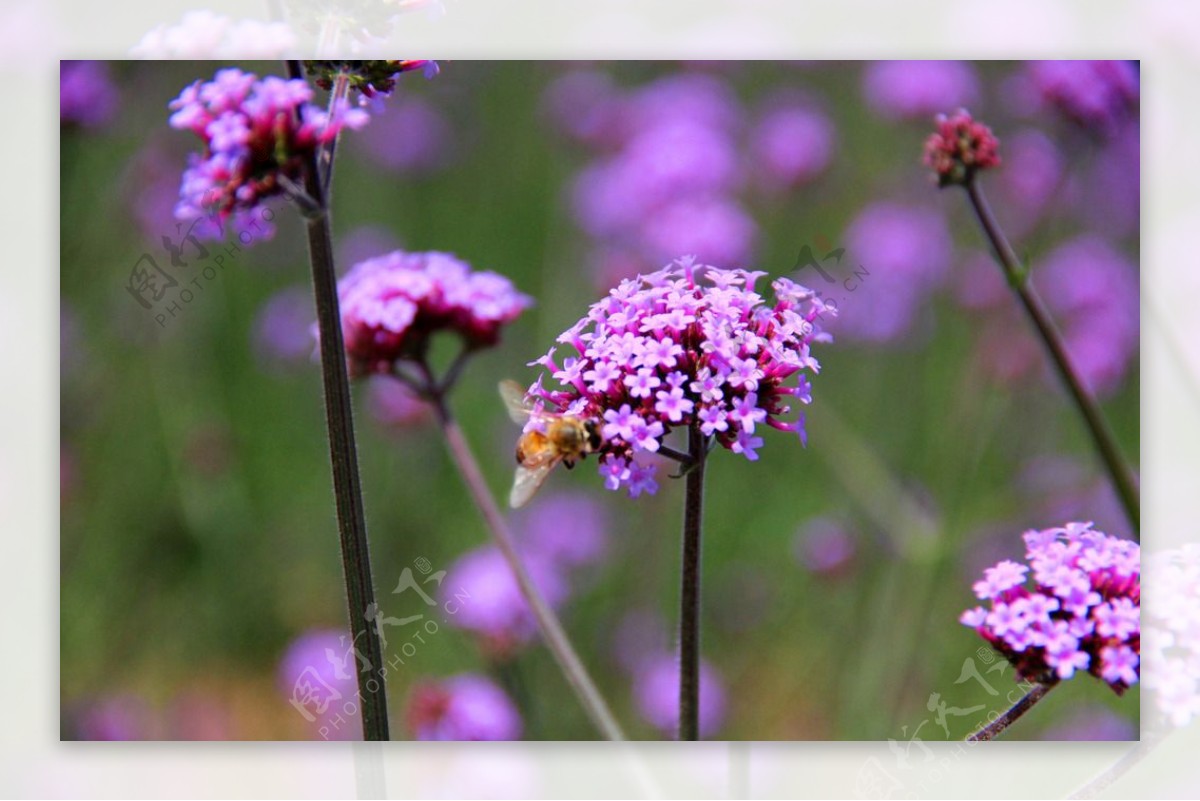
749;98;835;191
253;286;317;369
406;674;522;740
60;61;119;129
1036;236;1139;397
1075;121;1139;238
72;694;152;740
441;545;568;657
794;516;857;576
862;61;980;120
633;653;727;738
542;68;627;147
513;490;609;572
1023;60;1139;137
571;121;741;240
1039;706;1136;740
365;376;430;429
992;129;1065;238
834;202;953;343
336;224;402;272
358;96;453;174
639;196;757;267
626;73;742;135
277;628;361;741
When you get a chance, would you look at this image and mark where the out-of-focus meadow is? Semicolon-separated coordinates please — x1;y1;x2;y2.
60;60;1139;740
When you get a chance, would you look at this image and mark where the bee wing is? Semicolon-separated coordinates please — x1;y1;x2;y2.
510;458;558;509
498;380;532;424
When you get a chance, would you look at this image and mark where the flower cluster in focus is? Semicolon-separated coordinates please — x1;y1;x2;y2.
523;258;833;497
332;250;532;376
923;109;1001;187
168;68;369;237
961;522;1140;694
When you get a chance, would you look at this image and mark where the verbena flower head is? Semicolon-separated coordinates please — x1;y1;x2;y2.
306;60;440;101
332;250;532;376
923;109;1001;187
521;258;833;498
406;674;522;741
168;68;368;233
961;522;1140;694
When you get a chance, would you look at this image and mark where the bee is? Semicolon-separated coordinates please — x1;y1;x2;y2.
499;380;602;508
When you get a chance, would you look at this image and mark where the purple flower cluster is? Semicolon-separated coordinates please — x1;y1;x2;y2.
521;259;832;497
1023;61;1139;137
406;674;522;740
331;250;532;376
168;68;368;237
442;491;609;656
961;522;1140;694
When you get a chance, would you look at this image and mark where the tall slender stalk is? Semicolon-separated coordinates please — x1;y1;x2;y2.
288;59;390;741
964;179;1140;538
413;372;625;741
966;682;1051;741
678;421;708;741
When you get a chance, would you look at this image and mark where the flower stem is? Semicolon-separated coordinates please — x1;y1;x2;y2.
964;180;1140;538
424;384;626;741
966;682;1051;741
678;421;708;741
288;59;389;741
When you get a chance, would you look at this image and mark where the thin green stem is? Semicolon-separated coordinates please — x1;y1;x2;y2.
678;421;708;741
964;180;1140;538
288;59;389;741
966;682;1051;741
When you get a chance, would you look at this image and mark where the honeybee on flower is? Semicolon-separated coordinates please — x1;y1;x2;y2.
500;380;602;508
